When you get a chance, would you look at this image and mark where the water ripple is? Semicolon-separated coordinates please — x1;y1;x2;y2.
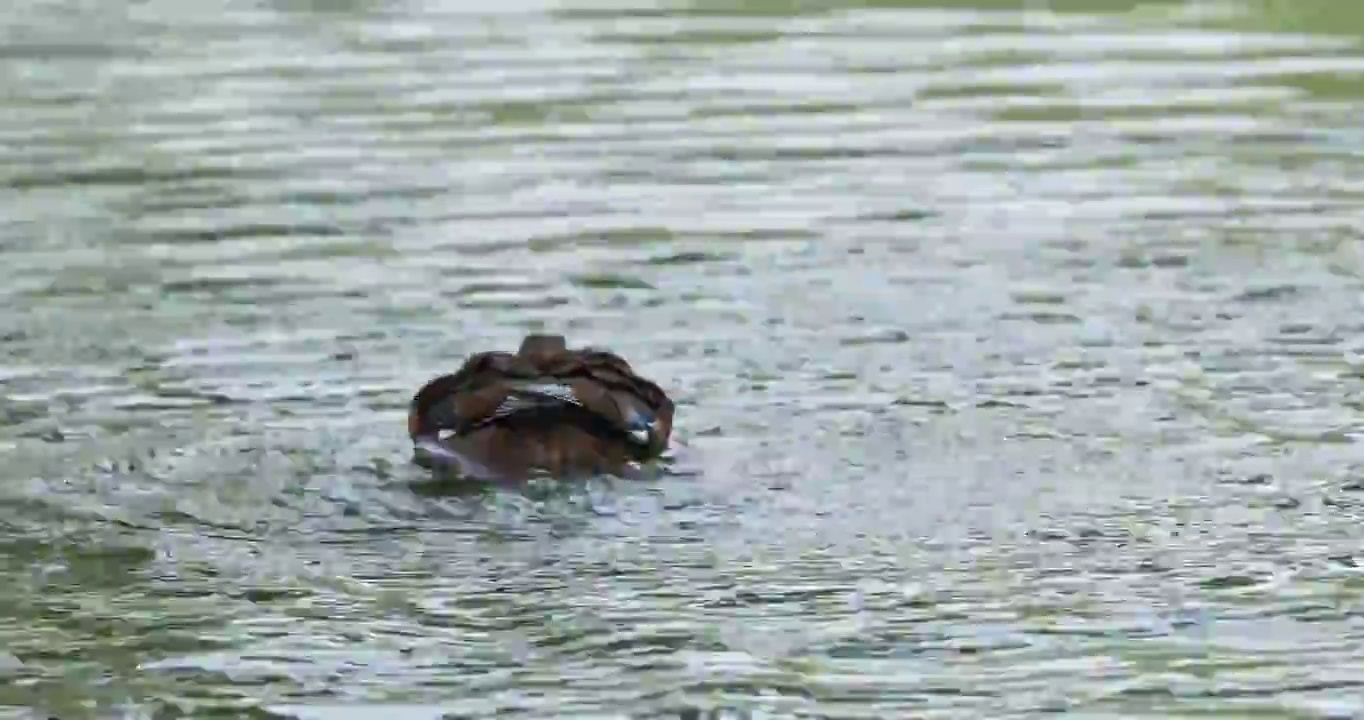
4;0;1364;717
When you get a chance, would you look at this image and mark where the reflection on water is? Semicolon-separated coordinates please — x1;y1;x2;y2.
4;0;1364;717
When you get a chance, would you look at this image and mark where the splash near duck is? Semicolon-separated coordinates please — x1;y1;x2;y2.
407;334;675;481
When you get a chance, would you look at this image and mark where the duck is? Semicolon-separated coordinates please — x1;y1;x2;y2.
406;334;675;481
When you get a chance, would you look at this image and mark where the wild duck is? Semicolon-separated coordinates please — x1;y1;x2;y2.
407;334;674;481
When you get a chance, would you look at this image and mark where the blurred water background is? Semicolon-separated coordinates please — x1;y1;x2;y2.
4;0;1364;717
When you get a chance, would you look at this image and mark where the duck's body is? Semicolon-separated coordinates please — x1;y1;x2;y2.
407;334;674;481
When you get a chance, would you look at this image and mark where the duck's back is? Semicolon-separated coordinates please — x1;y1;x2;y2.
408;335;674;479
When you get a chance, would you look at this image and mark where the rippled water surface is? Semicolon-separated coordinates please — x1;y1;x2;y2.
5;0;1364;717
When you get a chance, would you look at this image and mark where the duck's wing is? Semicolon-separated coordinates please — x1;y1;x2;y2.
549;349;675;458
407;350;518;438
407;350;601;438
408;346;674;460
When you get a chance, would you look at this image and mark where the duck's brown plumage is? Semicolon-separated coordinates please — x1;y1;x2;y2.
407;334;674;480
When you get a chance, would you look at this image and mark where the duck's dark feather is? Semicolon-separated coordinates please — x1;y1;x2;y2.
407;334;675;480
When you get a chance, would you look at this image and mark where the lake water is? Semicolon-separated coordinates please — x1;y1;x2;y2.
4;0;1364;717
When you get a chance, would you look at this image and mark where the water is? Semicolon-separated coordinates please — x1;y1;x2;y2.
3;0;1364;717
